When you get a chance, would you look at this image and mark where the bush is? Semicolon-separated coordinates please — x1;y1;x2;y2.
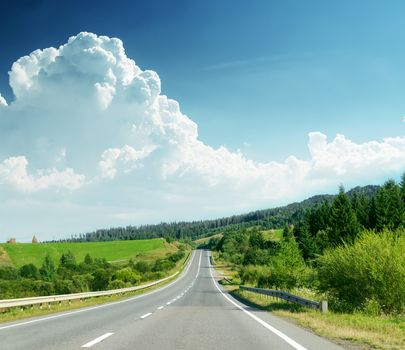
91;269;112;291
0;266;20;280
55;279;76;294
242;248;271;265
258;237;312;290
133;261;151;273
168;251;185;263
20;264;39;279
108;279;130;289
317;230;405;314
113;268;141;284
152;259;175;272
240;265;270;286
239;238;312;290
72;274;93;292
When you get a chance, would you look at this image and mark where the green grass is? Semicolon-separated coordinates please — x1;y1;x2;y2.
0;239;165;267
193;233;223;245
261;229;283;241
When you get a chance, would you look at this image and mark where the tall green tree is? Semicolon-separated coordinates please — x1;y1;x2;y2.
60;251;77;269
39;254;56;282
375;180;404;231
357;194;370;228
328;186;360;245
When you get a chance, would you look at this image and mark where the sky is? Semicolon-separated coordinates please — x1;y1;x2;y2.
0;0;404;241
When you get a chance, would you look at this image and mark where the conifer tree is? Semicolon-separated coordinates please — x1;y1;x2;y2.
329;186;360;244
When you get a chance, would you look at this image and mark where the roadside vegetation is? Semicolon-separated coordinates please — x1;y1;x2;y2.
207;174;405;350
0;240;189;299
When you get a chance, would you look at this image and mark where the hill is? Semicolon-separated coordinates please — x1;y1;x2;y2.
0;238;166;267
63;185;380;243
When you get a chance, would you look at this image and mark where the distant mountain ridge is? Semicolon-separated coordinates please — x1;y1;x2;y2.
62;185;380;242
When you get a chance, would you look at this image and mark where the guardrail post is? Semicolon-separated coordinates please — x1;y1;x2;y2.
320;300;328;313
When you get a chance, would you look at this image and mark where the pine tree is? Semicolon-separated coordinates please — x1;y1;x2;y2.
354;194;369;228
329;186;360;245
400;172;405;225
375;180;404;230
368;196;377;229
383;179;403;229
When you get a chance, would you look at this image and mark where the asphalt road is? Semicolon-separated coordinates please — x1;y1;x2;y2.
0;250;344;350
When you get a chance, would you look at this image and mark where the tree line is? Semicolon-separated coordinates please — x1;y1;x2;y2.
61;185;380;243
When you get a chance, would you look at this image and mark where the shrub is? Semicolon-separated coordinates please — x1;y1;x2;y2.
72;274;93;292
240;265;270;286
0;266;20;280
152;259;175;272
242;248;271;265
108;279;129;289
239;238;312;290
20;264;39;279
55;279;76;294
91;269;112;291
113;268;141;284
168;251;185;263
317;230;405;314
133;261;151;273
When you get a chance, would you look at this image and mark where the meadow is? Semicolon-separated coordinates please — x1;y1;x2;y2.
0;238;164;267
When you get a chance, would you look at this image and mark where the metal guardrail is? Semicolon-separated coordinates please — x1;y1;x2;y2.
240;285;328;313
0;251;192;310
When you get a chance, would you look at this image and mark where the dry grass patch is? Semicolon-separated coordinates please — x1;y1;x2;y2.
0;247;12;266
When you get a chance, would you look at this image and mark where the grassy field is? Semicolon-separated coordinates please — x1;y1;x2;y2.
0;238;165;267
261;228;283;241
193;233;223;245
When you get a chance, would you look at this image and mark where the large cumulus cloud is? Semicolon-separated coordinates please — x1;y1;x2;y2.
0;32;404;238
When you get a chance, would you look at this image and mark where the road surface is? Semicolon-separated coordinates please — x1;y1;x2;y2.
0;250;344;350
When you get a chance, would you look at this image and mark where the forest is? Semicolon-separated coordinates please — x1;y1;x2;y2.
64;185;380;242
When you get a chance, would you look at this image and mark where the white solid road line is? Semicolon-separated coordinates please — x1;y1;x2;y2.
208;253;308;350
140;313;152;319
0;251;197;332
81;332;114;348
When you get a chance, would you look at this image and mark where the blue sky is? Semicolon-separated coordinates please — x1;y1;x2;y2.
0;1;404;240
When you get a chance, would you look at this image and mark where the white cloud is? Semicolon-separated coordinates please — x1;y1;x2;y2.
0;156;85;192
99;145;156;179
0;93;7;106
0;32;404;239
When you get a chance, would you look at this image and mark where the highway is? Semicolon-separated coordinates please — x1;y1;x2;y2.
0;250;344;350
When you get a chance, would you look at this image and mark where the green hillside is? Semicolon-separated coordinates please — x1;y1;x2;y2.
0;238;164;267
